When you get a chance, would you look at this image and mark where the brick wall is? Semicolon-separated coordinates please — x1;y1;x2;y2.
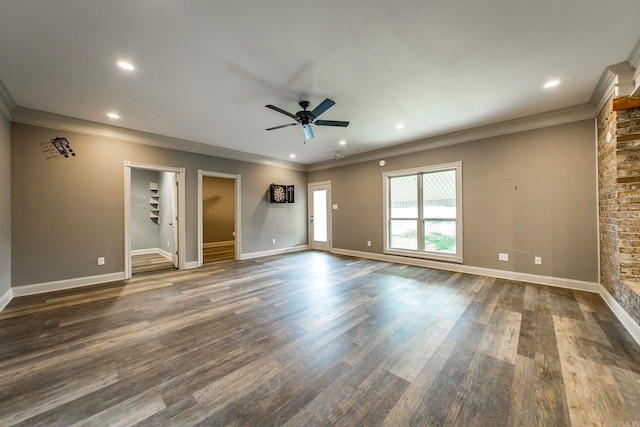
598;96;640;325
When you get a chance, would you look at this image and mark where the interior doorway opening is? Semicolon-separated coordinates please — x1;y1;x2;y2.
197;170;241;266
124;162;186;279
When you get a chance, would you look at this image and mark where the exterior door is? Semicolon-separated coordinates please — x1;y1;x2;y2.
308;181;331;251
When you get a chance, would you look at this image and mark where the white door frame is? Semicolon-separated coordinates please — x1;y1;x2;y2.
197;169;242;267
307;180;332;251
124;161;186;279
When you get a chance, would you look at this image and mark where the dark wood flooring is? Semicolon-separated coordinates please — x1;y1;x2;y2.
1;251;640;426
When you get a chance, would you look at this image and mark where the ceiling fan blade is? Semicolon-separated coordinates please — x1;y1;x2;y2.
265;123;297;131
303;124;314;139
315;120;350;127
310;98;335;118
266;104;296;119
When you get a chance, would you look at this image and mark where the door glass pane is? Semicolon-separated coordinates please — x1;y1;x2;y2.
390;175;418;218
313;190;328;242
423;170;456;219
390;220;418;250
424;220;456;253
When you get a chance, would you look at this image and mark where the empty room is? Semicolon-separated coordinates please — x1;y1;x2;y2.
1;2;640;426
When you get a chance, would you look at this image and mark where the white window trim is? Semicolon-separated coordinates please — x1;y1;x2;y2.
382;161;463;263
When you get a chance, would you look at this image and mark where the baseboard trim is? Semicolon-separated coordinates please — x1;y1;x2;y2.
332;248;640;346
157;249;172;261
0;288;13;312
332;248;600;293
131;248;159;256
203;241;235;248
598;286;640;346
184;261;199;270
131;248;173;261
12;272;126;297
240;245;309;261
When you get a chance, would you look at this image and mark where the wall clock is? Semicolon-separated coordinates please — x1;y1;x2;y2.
270;184;287;203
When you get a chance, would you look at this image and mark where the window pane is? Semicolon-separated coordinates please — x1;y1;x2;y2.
390;175;418;218
313;190;328;242
423;170;456;219
390;220;418;250
424;220;456;253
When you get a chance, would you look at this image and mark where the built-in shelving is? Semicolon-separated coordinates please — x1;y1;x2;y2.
150;183;159;222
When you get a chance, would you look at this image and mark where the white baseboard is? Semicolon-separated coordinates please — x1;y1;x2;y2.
132;248;173;261
184;261;199;270
240;245;309;261
131;248;159;256
332;248;600;293
12;272;126;297
332;248;640;346
203;240;235;248
598;286;640;346
157;248;172;260
0;287;13;312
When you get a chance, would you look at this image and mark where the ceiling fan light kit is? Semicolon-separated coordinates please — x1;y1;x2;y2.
265;98;349;140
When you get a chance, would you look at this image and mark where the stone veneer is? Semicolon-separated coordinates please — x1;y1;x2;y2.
598;96;640;325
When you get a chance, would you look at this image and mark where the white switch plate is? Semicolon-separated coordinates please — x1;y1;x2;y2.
97;257;105;266
535;256;542;265
367;241;371;247
332;204;338;209
499;253;509;262
272;238;276;244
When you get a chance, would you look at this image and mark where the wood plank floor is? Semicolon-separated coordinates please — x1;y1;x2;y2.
203;243;236;264
1;251;640;426
131;253;176;275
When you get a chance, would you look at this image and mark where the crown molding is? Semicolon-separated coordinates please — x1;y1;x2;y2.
10;107;306;171
628;37;640;70
629;38;640;97
0;78;16;120
307;102;596;172
591;66;618;114
590;61;637;116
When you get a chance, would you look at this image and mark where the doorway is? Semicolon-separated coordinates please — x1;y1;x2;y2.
197;170;241;266
124;162;186;279
308;181;332;251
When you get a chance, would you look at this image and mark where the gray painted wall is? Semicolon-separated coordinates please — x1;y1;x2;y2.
308;119;598;282
11;122;307;286
203;176;235;243
0;113;11;297
131;169;160;251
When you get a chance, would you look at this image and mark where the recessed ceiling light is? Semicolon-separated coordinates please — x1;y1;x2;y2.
289;154;296;158
339;140;347;145
107;112;120;119
395;123;405;130
544;79;561;88
116;60;135;71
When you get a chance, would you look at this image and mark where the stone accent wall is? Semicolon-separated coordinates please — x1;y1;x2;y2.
598;96;640;325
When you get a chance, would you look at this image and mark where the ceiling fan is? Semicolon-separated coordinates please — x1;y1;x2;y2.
265;98;349;140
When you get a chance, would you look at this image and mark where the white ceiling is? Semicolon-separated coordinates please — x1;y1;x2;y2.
1;1;639;165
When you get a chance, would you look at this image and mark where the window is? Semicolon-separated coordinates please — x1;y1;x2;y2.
383;162;462;263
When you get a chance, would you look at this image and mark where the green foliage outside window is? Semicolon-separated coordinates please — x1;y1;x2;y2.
425;232;455;252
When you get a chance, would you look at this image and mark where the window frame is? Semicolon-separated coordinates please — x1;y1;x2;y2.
383;161;463;263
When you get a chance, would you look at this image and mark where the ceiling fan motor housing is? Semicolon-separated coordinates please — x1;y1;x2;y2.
296;110;315;125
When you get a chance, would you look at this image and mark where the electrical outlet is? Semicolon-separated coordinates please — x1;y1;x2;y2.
499;253;509;262
367;241;371;247
97;257;105;266
535;256;542;265
272;238;276;245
